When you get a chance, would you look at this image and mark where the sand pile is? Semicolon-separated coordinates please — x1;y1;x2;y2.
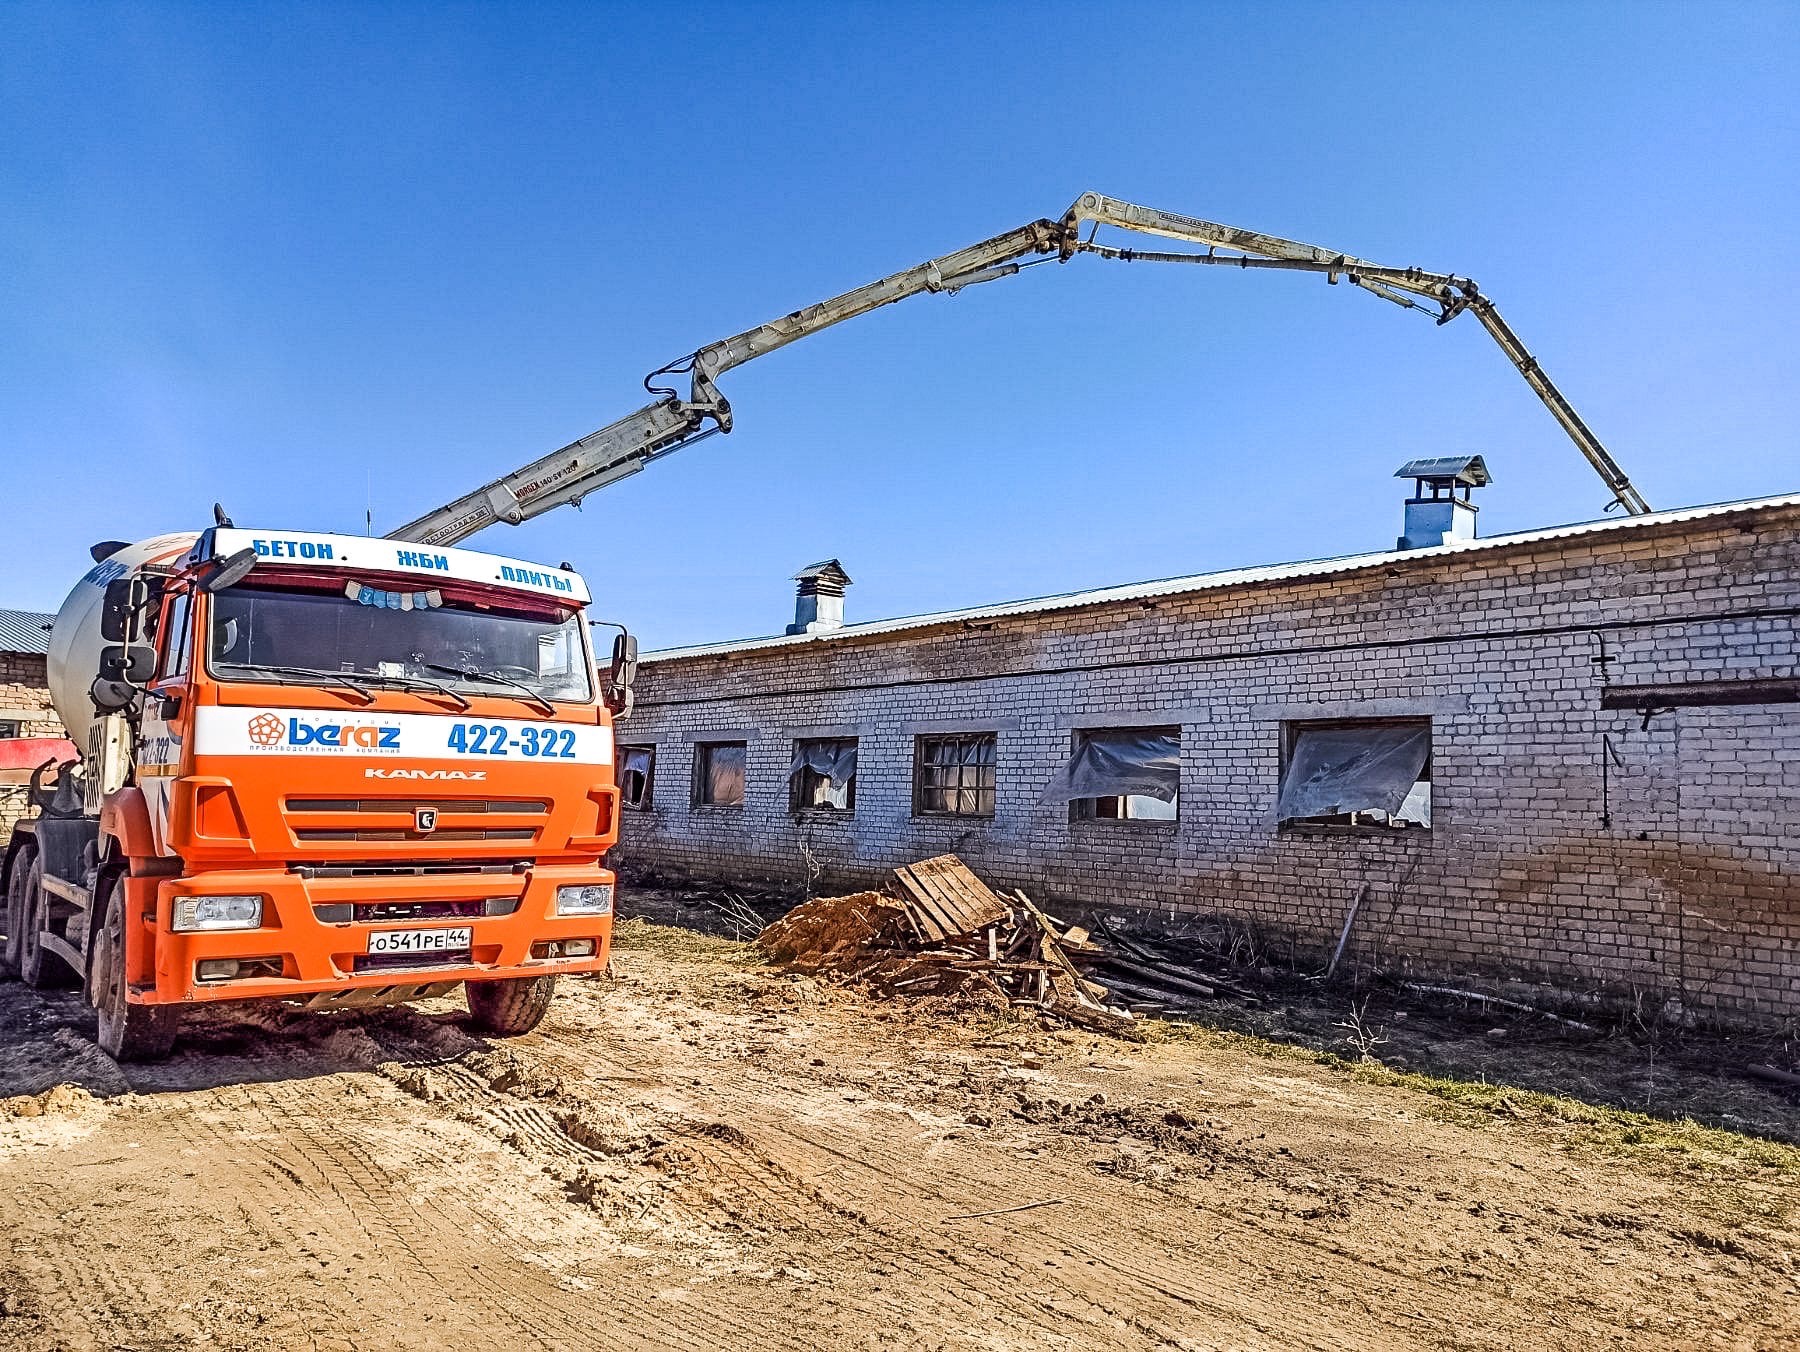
755;891;906;973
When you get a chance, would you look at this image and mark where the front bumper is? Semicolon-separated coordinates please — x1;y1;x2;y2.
145;863;613;1004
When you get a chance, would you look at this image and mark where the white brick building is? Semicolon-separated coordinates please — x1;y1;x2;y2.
0;608;66;837
616;494;1800;1024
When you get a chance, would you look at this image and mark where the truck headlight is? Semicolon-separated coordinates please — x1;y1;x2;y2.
555;884;613;917
172;895;264;932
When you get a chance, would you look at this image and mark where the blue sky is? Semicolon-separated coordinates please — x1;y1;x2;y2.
3;2;1796;648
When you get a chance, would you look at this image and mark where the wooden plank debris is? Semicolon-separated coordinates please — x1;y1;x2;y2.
892;855;1010;943
1326;882;1371;979
758;853;1252;1031
1744;1063;1800;1091
1400;982;1597;1033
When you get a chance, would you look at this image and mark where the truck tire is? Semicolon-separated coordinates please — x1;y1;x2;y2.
19;856;75;990
465;974;557;1036
1;843;35;978
92;877;178;1062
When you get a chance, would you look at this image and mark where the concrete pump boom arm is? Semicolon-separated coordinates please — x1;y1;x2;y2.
388;192;1647;547
1063;194;1651;517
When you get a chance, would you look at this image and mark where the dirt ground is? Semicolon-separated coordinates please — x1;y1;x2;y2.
3;918;1798;1352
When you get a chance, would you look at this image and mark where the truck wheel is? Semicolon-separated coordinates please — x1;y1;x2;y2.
93;877;178;1062
1;844;36;978
465;974;557;1036
19;856;75;990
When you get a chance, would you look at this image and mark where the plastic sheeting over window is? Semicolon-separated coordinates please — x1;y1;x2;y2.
789;739;857;812
695;742;745;807
1042;728;1181;805
1277;722;1431;823
617;745;653;810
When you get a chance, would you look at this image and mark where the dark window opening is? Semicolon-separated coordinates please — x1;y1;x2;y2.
1278;718;1431;830
1042;726;1180;823
0;720;20;739
914;733;997;818
693;741;746;808
789;738;857;814
617;745;654;811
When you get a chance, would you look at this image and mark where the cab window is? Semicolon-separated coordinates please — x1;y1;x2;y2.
156;590;193;681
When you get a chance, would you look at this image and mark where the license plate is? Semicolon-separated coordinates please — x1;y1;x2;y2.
367;926;473;955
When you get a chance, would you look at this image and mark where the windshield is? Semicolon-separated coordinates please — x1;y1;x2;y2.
207;580;593;704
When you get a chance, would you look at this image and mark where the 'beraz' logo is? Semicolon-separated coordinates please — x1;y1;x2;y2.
287;719;402;750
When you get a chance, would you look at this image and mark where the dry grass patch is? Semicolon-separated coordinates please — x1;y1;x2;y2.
1144;1015;1800;1183
611;917;761;965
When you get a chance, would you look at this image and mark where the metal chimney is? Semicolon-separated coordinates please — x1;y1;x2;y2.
1396;456;1491;550
787;559;852;634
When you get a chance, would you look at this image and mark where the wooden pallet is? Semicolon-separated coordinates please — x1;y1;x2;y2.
891;854;1010;943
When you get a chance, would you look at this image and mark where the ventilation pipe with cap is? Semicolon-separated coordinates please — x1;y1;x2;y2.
1396;456;1491;550
787;559;852;634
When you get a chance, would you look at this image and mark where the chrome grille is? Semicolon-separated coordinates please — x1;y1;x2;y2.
294;827;536;843
287;798;549;814
313;898;521;924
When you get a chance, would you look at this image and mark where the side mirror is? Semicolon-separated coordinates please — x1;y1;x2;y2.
604;632;638;715
98;643;156;685
100;577;147;643
197;546;257;594
608;632;638;692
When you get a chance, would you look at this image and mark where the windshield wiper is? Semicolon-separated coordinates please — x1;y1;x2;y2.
214;662;376;704
365;672;472;711
422;662;557;716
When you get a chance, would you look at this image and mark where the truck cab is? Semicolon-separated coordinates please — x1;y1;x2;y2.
2;528;630;1060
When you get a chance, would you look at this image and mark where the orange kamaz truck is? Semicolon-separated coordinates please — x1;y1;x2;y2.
1;525;634;1060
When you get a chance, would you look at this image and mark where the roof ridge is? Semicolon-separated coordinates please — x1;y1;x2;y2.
644;490;1800;663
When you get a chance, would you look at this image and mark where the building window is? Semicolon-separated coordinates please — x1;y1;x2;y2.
1277;718;1431;830
788;738;857;814
0;719;19;740
1044;726;1180;822
617;745;654;811
693;741;746;807
913;733;997;818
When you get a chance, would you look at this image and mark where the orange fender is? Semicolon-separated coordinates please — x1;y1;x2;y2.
100;787;157;862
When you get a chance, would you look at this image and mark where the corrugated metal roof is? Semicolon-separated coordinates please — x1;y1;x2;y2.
0;609;55;656
645;491;1800;664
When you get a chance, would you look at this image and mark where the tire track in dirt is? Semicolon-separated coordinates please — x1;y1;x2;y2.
477;1018;1054;1350
292;1014;753;1349
535;983;1366;1347
452;1021;1087;1341
254;1074;614;1347
4;1188;195;1352
532;998;1252;1344
356;1024;807;1351
549;963;1797;1351
528;1017;1239;1346
6;942;1797;1351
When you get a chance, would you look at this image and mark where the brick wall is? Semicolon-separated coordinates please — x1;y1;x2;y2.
0;651;61;739
0;650;63;838
616;501;1800;1025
